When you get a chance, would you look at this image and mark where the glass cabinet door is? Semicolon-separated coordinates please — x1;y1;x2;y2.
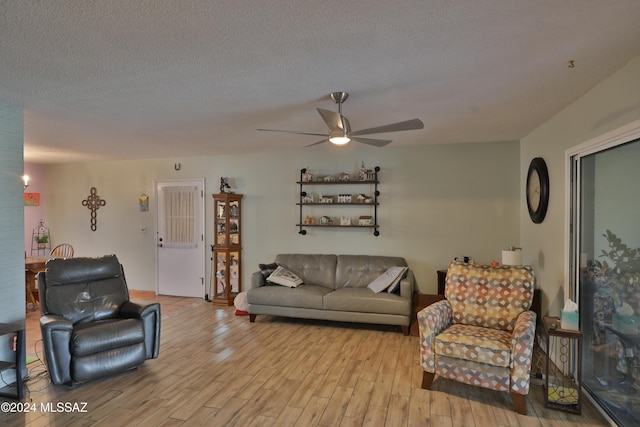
229;250;240;293
214;250;227;299
229;200;240;245
215;199;227;245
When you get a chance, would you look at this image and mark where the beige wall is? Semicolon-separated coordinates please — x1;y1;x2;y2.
521;54;640;317
44;141;520;294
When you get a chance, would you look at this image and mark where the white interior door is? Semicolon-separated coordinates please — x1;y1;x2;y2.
156;179;205;297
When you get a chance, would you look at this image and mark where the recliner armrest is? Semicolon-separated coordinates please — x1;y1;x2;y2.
120;301;161;359
120;300;158;318
510;310;537;395
39;314;73;385
417;300;453;373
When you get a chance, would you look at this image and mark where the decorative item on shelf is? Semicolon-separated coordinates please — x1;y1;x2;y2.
320;216;332;225
358;215;373;226
81;187;106;231
323;175;336;182
319;194;334;203
302;193;314;203
356;194;372;204
35;234;49;249
219;177;231;193
339;172;350;181
502;246;523;265
304;215;316;225
337;194;352;203
302;169;313;182
229;203;239;217
340;217;352;226
359;161;375;181
31;221;51;255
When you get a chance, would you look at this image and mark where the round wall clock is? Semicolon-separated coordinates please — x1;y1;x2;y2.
526;157;549;224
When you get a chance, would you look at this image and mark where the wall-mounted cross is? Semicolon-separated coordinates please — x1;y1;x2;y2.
82;187;106;231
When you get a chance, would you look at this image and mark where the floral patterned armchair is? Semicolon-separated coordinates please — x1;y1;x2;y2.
418;261;537;414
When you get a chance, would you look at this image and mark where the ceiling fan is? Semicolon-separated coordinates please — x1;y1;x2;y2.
257;92;424;147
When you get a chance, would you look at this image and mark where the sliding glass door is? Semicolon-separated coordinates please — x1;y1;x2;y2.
570;135;640;426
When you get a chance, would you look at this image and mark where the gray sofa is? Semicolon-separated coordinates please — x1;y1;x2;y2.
247;254;414;334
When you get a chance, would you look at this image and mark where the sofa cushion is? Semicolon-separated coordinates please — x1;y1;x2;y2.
247;284;332;309
323;288;411;316
335;255;408;289
72;318;144;357
275;254;337;289
445;261;535;331
434;324;512;368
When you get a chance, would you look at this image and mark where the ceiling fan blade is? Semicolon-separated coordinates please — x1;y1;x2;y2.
316;108;347;131
257;128;328;137
304;139;328;147
351;118;424;136
352;136;393;147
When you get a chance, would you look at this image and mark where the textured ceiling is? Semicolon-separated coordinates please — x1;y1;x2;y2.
2;1;640;163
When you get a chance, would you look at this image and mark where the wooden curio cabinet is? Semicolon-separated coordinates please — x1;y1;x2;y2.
212;193;243;306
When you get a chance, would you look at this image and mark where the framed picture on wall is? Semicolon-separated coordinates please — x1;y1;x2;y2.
24;193;40;206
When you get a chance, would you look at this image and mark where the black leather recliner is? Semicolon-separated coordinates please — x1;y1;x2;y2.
38;255;160;385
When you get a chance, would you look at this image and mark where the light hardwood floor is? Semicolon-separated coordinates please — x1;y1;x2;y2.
3;293;609;426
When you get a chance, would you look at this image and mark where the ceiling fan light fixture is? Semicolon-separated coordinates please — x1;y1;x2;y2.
329;126;350;145
329;136;351;145
257;91;423;148
329;113;351;144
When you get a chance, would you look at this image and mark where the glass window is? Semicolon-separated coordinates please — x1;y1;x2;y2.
571;138;640;426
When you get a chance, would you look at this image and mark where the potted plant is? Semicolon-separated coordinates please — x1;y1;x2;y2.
589;230;640;321
35;234;49;249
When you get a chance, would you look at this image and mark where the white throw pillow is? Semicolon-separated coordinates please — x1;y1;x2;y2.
367;266;408;293
387;267;409;293
267;266;303;288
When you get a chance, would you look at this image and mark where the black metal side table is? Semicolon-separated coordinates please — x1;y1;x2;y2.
543;316;582;414
0;322;25;400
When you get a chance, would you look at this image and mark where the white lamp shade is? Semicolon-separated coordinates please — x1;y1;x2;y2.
502;248;523;265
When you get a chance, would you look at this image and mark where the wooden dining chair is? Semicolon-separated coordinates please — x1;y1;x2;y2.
25;269;39;311
50;243;74;258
